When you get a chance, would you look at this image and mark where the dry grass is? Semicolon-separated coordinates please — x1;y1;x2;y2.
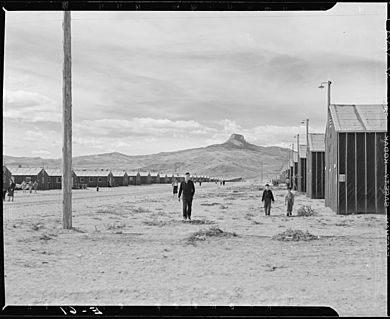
132;207;152;214
296;205;317;217
187;219;215;225
31;223;44;231
106;223;126;230
143;220;167;227
272;228;319;242
200;202;221;206
186;226;238;245
39;233;57;241
252;220;263;225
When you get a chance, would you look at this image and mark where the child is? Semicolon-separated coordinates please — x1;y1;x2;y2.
172;178;178;198
285;187;294;217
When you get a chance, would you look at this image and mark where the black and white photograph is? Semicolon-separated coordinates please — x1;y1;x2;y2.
1;2;388;317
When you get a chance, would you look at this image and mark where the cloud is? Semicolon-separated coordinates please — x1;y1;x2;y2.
3;90;61;123
2;4;386;158
74;118;217;138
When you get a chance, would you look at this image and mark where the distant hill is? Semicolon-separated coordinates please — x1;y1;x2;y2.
3;134;289;180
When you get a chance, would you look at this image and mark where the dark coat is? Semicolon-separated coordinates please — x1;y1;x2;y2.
262;189;275;202
178;180;195;199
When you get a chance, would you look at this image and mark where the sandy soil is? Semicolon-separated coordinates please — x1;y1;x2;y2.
3;182;387;316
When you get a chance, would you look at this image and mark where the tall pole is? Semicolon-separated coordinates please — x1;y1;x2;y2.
306;119;309;196
327;81;331;108
297;134;300;191
62;11;72;229
291;143;294;189
288;146;290;180
306;119;309;154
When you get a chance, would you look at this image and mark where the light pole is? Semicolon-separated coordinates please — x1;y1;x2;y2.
294;134;300;190
319;80;331;201
318;81;332;109
291;142;295;190
301;119;309;193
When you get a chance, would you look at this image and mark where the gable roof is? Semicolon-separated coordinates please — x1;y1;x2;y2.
45;168;62;176
126;171;140;176
138;171;150;177
329;104;387;132
73;170;111;177
8;167;43;176
111;170;127;177
149;172;160;177
3;165;11;174
308;133;325;152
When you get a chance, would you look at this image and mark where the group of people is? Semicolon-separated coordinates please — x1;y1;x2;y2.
171;173;295;220
2;179;39;202
261;184;295;216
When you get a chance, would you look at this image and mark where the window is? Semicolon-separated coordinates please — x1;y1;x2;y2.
26;177;31;182
89;177;93;182
80;178;84;183
56;177;61;183
98;177;102;182
42;177;44;183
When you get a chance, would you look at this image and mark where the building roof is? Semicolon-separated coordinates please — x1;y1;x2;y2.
73;170;111;177
329;104;387;132
111;170;127;177
308;133;325;152
45;168;62;176
138;171;150;177
3;165;11;173
149;172;160;177
8;167;43;176
126;171;139;176
298;145;307;159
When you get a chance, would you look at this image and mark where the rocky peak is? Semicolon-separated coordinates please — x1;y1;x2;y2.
225;134;248;147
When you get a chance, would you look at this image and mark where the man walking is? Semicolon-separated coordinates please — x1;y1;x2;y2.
178;172;195;221
261;183;275;216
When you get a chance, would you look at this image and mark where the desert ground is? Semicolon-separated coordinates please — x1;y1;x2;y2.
2;181;387;316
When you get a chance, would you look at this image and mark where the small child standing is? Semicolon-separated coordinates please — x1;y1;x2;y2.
285;187;294;217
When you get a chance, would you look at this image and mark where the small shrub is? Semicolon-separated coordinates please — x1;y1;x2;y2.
31;223;44;231
186;227;238;245
143;220;167;227
107;223;126;230
296;205;316;217
187;219;215;225
273;228;319;241
200;202;221;206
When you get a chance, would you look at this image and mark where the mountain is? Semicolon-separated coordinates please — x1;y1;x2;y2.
3;134;289;180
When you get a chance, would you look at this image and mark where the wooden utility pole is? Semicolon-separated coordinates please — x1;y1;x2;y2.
291;142;295;190
62;10;72;229
297;134;300;190
306;119;309;195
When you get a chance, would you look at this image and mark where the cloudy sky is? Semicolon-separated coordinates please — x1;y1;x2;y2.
3;3;386;158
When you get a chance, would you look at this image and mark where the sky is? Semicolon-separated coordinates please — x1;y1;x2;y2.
2;3;386;158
